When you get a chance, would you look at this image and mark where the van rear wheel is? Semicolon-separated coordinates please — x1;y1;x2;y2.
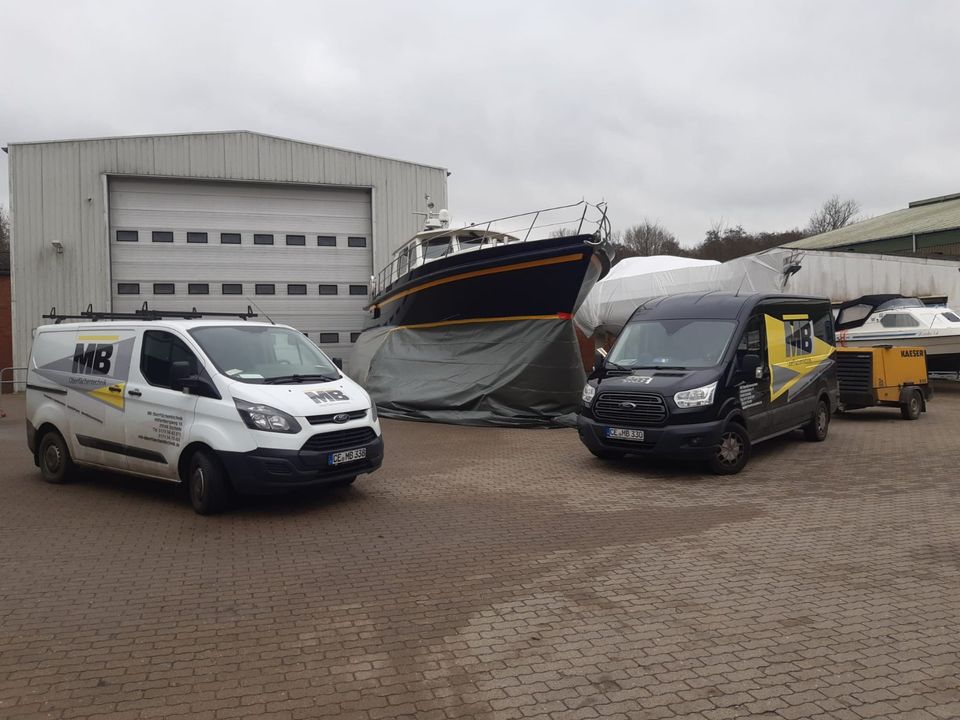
708;422;750;475
188;450;230;515
804;399;830;441
39;430;75;484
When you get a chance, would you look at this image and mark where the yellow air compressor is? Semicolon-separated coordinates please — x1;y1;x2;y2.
836;346;931;420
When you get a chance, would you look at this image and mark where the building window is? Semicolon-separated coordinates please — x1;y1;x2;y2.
286;234;306;246
222;283;243;295
348;236;367;248
350;332;361;343
254;234;274;246
221;232;241;244
153;283;175;295
117;283;140;295
319;284;338;295
187;232;208;244
152;231;174;243
116;230;139;242
287;284;307;295
318;332;339;344
349;284;368;296
317;235;337;247
255;284;275;295
188;283;210;295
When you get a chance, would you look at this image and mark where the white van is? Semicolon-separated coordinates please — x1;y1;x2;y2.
25;311;383;514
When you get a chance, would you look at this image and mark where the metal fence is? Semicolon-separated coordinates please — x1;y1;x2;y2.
1;367;27;394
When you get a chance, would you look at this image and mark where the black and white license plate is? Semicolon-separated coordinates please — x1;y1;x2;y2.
329;448;366;465
605;427;645;441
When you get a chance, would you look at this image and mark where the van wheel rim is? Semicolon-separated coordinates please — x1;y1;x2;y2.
44;444;62;473
817;407;827;433
718;433;743;464
192;467;205;502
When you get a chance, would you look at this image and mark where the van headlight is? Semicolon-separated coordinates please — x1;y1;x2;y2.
370;400;379;422
234;398;302;433
581;383;596;404
674;381;717;409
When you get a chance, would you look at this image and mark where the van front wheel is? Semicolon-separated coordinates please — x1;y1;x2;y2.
708;423;750;475
804;399;830;441
39;431;75;484
188;450;230;515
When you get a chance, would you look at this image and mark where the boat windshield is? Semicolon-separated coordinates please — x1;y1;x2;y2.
877;298;925;311
189;325;340;384
608;319;737;369
421;237;452;261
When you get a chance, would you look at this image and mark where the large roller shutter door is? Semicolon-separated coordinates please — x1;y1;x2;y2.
108;178;372;357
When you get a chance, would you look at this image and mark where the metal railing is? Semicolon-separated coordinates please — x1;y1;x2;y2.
371;200;611;298
1;367;27;394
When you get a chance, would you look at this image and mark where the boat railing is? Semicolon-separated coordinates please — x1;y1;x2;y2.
371;200;610;297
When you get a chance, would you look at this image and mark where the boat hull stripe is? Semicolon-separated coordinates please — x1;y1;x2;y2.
372;253;585;309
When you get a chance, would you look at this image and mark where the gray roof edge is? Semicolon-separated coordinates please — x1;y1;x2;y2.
3;130;449;173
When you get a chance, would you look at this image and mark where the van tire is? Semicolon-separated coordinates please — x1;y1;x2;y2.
708;422;750;475
188;450;229;515
38;430;75;484
901;390;922;421
589;447;626;460
803;399;830;441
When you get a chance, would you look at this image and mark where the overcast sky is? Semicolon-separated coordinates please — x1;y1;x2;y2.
2;0;959;246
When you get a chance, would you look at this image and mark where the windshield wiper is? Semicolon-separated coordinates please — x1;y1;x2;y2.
262;373;338;384
604;359;636;372
631;365;688;370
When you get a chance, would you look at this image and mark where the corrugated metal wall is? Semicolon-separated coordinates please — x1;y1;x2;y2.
7;132;448;369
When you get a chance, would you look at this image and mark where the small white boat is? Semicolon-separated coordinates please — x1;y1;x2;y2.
835;294;960;372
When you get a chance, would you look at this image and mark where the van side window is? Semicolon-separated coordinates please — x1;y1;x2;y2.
140;331;200;388
812;306;835;344
737;315;763;354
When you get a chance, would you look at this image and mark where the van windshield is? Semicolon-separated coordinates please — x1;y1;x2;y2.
189;326;340;384
608;319;737;369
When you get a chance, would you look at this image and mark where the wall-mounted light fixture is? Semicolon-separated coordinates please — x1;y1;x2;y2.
51;241;64;254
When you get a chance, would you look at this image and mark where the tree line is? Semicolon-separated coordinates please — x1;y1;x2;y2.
610;195;860;264
0;205;9;257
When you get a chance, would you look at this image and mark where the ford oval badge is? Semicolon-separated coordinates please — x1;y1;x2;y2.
333;413;350;424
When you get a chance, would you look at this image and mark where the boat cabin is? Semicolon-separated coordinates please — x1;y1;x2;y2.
835;295;960;331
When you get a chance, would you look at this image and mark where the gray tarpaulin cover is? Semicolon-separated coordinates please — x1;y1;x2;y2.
350;318;586;427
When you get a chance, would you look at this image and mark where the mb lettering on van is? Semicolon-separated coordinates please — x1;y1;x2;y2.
784;321;814;357
306;390;349;404
72;343;113;375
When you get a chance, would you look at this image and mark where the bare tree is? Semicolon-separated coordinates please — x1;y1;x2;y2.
0;205;9;255
807;195;860;235
548;227;577;238
620;219;683;256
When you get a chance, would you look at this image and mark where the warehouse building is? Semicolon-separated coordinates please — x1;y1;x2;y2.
785;192;960;257
3;131;448;371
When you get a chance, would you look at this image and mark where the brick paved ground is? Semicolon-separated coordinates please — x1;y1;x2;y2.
1;386;958;720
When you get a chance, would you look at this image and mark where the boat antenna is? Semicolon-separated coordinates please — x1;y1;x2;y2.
734;270;749;297
246;297;275;324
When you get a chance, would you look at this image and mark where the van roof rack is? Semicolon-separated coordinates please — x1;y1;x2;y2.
42;302;259;324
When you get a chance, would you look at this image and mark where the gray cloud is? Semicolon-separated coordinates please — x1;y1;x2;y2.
2;0;959;246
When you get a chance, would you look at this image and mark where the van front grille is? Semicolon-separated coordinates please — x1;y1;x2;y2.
594;392;667;425
301;427;377;453
306;409;367;425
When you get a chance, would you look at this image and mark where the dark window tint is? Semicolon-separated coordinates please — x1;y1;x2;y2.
349;284;368;296
317;235;337;247
287;284;307;295
285;234;306;246
221;233;241;244
116;230;139;242
255;284;275;295
188;283;209;295
347;236;367;248
152;231;174;243
117;283;140;295
319;284;338;295
350;332;361;343
943;312;960;322
880;313;920;328
187;232;208;244
140;330;199;389
254;234;274;245
222;283;242;295
153;283;175;295
318;333;339;344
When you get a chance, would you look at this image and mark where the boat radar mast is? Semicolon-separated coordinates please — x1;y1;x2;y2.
414;195;450;231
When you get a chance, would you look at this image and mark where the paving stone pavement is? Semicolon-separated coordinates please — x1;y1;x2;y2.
0;386;958;720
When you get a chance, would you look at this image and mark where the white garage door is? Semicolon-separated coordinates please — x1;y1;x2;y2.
109;178;372;359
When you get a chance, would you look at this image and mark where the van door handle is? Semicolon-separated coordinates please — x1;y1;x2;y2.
127;389;142;397
108;384;122;393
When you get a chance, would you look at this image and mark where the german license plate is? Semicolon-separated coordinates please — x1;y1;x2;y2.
605;428;645;441
329;448;366;465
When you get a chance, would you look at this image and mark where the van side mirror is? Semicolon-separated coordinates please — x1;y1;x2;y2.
170;360;219;398
170;360;194;389
593;351;606;372
740;354;763;380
